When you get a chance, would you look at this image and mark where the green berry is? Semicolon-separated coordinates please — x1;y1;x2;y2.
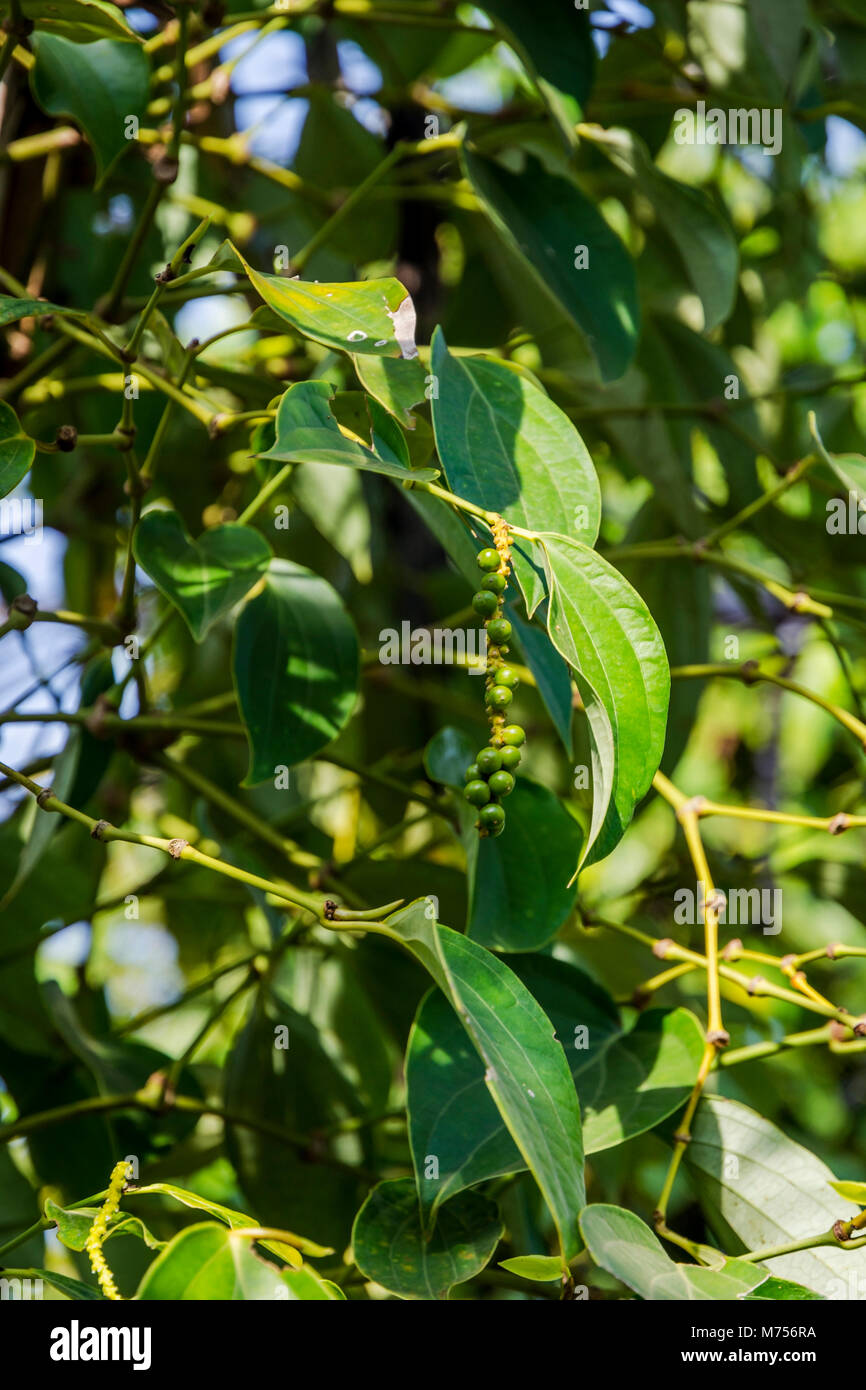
472;589;499;618
486;685;513;709
478;803;506;835
487;617;512;646
477;547;501;572
488;769;514;797
464;763;480;782
495;666;519;688
465;779;491;807
475;746;502;777
481;572;507;594
499;745;521;771
501;724;526;747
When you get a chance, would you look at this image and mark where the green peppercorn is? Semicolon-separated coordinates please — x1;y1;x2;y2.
478;803;506;835
501;724;526;747
487;617;512;646
481;572;507;595
475;746;502;777
488;769;514;797
486;685;513;709
472;589;499;618
495;665;519;689
464;763;480;782
477;547;501;572
465;779;492;806
499;745;521;771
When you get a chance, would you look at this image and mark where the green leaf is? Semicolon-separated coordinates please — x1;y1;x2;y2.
509;609;573;756
830;1180;866;1205
478;0;594;106
462;148;639;381
353;352;428;427
618;498;711;773
685;1095;866;1299
292;461;372;583
31;35;149;186
2;728;82;906
582;125;739;332
0;1268;103;1300
745;1276;825;1301
223;991;367;1253
0;400;35;499
44;1197;164;1252
498;1254;563;1282
136;1223;343;1300
256;379;437;481
1;0;140;42
134;510;272;642
425;728;581;952
233;556;360;782
127;1182;332;1261
374;901;585;1263
468;779;582;951
579;1204;769;1301
0;294;81;328
823;451;866;509
406;958;703;1218
430;330;600;607
230;243;419;359
541;535;669;868
351;1178;502;1300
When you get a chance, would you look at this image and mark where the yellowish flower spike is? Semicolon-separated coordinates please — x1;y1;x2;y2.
84;1159;132;1301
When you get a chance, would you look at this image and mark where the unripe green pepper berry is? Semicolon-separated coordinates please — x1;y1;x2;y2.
486;617;512;646
475;746;502;777
486;685;513;709
495;665;519;688
481;572;507;594
488;769;514;797
477;547;501;572
465;779;492;806
478;803;506;835
464;763;480;782
501;724;526;747
499;745;521;771
472;589;499;618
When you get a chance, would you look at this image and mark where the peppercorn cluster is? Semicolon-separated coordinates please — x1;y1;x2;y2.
463;527;526;837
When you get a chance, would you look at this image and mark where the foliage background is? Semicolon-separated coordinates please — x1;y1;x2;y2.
2;0;866;1300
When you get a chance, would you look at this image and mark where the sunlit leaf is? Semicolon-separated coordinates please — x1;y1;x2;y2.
134;510;272;642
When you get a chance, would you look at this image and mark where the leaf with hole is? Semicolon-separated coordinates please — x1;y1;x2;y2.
230;243;418;359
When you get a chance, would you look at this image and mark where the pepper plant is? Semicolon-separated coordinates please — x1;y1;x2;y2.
1;0;866;1305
